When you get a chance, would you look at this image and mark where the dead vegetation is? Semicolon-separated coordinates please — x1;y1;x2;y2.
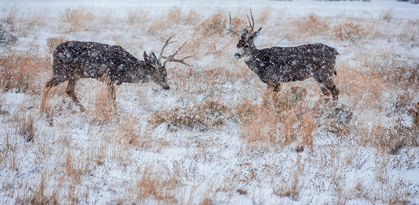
0;5;418;205
46;36;69;54
196;13;226;37
150;100;227;131
333;22;367;43
62;7;96;32
295;14;330;37
233;87;328;152
0;52;50;94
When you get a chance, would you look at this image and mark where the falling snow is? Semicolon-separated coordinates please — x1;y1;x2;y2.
1;0;419;204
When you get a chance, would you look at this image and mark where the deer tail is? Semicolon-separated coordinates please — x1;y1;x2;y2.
334;51;340;76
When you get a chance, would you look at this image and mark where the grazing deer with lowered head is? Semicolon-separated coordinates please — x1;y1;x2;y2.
227;10;339;100
40;36;190;113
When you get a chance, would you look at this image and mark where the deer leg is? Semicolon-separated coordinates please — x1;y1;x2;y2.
40;78;61;114
273;83;281;92
267;81;281;92
319;84;331;97
321;80;339;101
330;83;339;101
107;82;117;112
66;77;86;112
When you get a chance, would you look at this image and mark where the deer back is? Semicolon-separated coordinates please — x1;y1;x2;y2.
247;43;339;84
53;41;150;85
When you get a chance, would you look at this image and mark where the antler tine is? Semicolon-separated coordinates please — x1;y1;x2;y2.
162;41;192;67
246;9;255;34
226;12;240;37
159;35;176;62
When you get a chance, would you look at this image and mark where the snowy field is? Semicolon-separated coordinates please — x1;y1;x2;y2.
1;0;419;204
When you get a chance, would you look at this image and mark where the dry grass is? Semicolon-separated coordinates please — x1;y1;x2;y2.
147;8;202;35
46;36;69;54
126;11;151;26
257;8;272;24
338;60;386;108
167;7;183;25
29;174;50;204
233;87;317;151
295;14;330;37
1;4;46;37
150;100;227;131
272;155;304;200
196;13;226;37
200;198;214;205
18;113;35;142
1;4;19;32
1;5;419;205
136;166;178;203
185;10;202;26
333;22;367;43
89;83;115;124
337;47;419;150
0;52;50;94
62;7;96;32
380;7;394;23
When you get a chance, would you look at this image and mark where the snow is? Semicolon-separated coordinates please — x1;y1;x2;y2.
1;0;419;204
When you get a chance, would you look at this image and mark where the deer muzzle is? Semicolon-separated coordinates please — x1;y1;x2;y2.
234;53;242;59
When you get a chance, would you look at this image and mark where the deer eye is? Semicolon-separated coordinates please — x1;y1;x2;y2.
244;45;249;48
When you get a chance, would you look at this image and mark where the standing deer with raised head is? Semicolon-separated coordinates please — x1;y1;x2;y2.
227;10;339;100
40;36;190;113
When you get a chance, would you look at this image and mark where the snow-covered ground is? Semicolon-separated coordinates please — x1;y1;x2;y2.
1;0;419;204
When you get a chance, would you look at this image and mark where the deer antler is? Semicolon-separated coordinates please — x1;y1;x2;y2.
246;9;255;35
158;35;176;63
226;9;255;37
160;36;192;67
226;12;240;37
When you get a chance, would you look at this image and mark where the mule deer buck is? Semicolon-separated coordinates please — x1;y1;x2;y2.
40;36;190;113
227;10;339;100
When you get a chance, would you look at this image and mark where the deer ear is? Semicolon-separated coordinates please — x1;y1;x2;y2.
143;51;149;61
248;27;262;44
149;52;158;65
241;28;249;39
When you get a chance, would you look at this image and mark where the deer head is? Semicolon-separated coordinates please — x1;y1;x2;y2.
143;51;170;90
143;35;191;90
227;10;262;61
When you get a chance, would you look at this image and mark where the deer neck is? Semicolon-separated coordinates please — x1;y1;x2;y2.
243;47;262;74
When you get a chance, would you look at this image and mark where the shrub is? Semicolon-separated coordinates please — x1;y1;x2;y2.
62;8;95;32
196;13;226;37
333;22;366;43
46;36;69;54
234;87;315;151
149;100;227;131
295;14;330;36
0;52;50;94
